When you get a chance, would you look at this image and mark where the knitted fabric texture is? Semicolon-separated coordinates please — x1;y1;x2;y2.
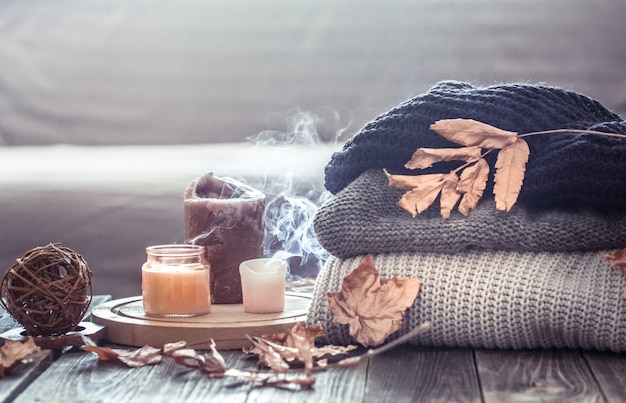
306;253;626;351
313;169;626;258
324;80;626;212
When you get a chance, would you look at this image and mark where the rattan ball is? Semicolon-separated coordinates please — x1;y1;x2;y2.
0;243;93;336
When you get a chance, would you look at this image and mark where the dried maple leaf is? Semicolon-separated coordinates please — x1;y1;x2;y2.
430;119;518;149
0;337;40;378
493;138;529;211
456;158;490;216
603;248;626;298
327;255;421;347
405;146;482;169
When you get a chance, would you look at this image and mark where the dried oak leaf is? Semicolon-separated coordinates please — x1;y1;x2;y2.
405;146;482;169
0;337;40;378
430;119;518;149
457;158;490;216
603;248;626;298
493;138;529;211
327;255;422;347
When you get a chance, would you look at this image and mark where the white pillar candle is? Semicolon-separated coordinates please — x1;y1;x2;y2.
239;258;287;314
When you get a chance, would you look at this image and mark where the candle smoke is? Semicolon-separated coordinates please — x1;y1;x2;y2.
244;108;348;278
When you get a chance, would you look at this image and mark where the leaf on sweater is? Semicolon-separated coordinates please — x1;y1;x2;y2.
603;248;626;298
405;146;482;169
327;255;422;347
457;158;490;216
0;337;40;378
440;173;462;219
386;171;445;216
493;138;529;211
430;119;518;149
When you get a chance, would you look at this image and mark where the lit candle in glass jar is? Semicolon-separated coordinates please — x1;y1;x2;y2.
239;258;287;314
142;244;211;317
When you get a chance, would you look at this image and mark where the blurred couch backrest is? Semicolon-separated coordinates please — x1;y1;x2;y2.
1;0;625;147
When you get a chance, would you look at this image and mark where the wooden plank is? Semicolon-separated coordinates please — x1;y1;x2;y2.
0;295;111;402
244;350;368;403
366;345;482;403
13;349;251;402
475;349;604;402
0;307;20;333
582;351;626;402
0;351;52;403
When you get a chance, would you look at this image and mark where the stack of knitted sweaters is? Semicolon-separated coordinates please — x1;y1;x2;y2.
306;81;626;351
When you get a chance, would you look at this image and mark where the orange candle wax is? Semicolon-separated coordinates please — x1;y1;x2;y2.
142;266;211;317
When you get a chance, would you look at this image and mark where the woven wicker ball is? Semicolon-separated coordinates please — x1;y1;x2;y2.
0;243;93;336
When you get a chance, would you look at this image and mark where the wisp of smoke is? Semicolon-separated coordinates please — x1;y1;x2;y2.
244;107;348;278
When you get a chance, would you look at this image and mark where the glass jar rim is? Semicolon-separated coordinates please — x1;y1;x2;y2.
146;244;205;257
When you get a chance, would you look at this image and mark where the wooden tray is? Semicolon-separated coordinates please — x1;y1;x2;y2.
91;292;311;350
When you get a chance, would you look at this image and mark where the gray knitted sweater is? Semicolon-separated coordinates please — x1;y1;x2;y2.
307;82;626;351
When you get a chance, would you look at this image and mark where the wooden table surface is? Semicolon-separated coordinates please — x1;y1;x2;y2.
2;295;626;403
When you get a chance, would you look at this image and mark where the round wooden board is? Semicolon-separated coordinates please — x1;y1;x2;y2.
91;292;311;350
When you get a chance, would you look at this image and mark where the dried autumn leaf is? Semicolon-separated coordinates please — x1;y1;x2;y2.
430;119;518;149
493;138;529;211
81;345;120;361
167;341;226;375
261;323;326;346
246;335;292;372
0;337;40;378
440;173;461;219
327;255;422;347
386;172;445;217
116;345;162;368
457;158;490;216
405;146;482;169
287;331;314;376
163;340;188;355
385;169;445;191
603;248;626;298
82;337;161;368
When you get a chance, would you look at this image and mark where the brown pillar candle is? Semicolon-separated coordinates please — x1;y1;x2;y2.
184;172;265;304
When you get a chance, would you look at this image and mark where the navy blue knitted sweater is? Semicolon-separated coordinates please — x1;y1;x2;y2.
324;81;626;212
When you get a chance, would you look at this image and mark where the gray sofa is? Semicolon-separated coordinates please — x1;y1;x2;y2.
1;0;625;298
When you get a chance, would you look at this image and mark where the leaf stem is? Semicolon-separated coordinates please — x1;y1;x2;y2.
519;128;626;139
333;321;432;368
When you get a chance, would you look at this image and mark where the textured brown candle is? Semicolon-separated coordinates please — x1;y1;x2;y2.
184;172;265;304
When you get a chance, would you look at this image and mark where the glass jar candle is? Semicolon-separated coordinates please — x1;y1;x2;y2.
142;244;211;317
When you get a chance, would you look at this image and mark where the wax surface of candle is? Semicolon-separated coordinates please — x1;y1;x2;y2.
142;266;211;316
239;258;286;314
